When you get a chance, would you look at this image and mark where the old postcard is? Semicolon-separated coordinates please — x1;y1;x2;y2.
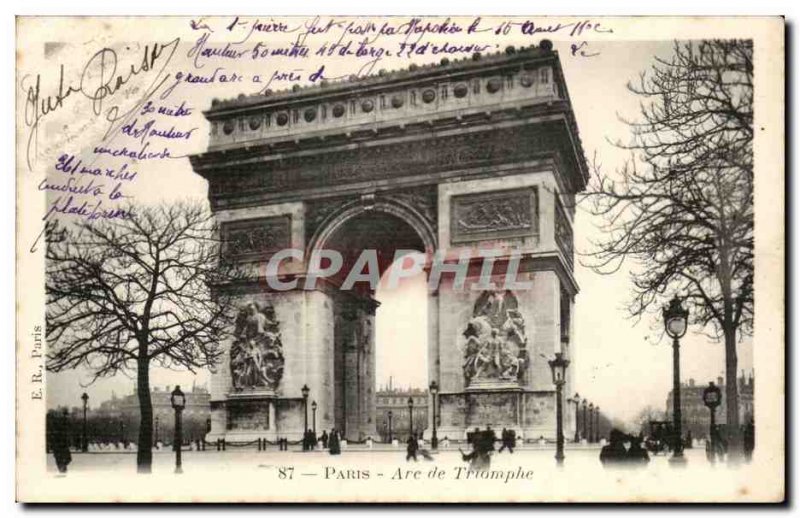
15;15;785;503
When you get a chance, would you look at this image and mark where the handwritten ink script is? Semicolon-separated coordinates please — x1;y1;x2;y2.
19;16;614;250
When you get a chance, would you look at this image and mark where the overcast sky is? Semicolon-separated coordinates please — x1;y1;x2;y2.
42;29;752;425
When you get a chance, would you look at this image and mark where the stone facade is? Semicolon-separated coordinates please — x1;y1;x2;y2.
375;386;429;442
190;42;587;442
666;373;755;439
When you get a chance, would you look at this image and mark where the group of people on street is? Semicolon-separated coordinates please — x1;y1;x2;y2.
302;428;345;454
705;418;755;462
459;426;499;471
599;429;650;466
302;429;316;451
326;429;341;455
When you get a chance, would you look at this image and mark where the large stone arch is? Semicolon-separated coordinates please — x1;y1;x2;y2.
191;43;588;444
308;195;438;261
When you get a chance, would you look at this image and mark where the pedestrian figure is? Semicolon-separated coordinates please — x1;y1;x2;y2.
419;447;434;461
321;430;329;449
462;426;496;471
498;428;509;453
328;429;341;455
406;433;419;462
498;428;515;454
51;410;72;474
484;426;497;453
743;418;755;462
460;446;491;470
459;430;492;471
709;425;727;462
468;427;480;449
599;429;629;466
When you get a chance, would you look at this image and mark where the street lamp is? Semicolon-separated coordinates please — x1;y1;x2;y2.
388;410;393;443
548;352;570;465
170;385;186;474
301;384;310;450
582;399;588;442
155;416;160;445
409;397;417;435
595;406;601;442
588;403;594;443
80;392;89;452
311;400;318;439
703;381;722;463
567;393;580;443
429;381;439;450
663;295;689;464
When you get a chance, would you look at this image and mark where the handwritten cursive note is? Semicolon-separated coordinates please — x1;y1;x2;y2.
19;16;615;250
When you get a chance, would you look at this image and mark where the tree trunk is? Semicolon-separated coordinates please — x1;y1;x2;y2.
136;354;154;473
724;323;742;462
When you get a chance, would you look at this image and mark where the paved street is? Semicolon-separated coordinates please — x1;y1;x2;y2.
49;444;712;474
40;445;766;502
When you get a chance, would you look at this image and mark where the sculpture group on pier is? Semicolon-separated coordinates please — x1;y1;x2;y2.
230;302;285;392
462;291;529;386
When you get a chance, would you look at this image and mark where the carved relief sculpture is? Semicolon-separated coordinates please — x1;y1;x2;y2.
451;188;538;243
554;200;574;268
222;216;291;260
230;302;285;392
462;291;528;386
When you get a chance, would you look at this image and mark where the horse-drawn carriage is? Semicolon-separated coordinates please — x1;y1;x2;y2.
645;420;673;455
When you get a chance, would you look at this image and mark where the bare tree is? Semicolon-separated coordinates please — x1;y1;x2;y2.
583;40;753;458
46;201;243;472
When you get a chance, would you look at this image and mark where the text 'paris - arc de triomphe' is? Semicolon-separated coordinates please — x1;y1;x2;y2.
189;40;587;444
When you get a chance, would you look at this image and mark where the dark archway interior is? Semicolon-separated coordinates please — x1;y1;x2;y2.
323;210;426;295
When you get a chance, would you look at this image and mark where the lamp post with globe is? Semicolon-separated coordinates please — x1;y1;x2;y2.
170;385;186;474
663;295;689;464
407;397;414;437
429;381;439;450
703;381;722;462
548;352;569;465
80;392;89;452
311;400;318;439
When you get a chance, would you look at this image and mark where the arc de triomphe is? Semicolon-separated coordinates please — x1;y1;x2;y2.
190;41;587;443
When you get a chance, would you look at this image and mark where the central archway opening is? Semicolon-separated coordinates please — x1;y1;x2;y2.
374;253;429;443
321;208;430;442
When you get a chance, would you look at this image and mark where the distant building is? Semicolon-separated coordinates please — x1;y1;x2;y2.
49;383;211;446
665;371;754;439
375;379;428;442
